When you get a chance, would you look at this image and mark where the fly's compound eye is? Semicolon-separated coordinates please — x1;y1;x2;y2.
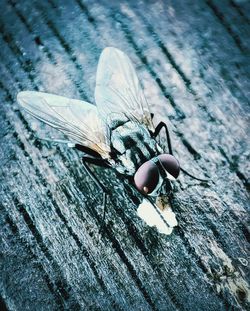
158;154;180;180
134;160;159;195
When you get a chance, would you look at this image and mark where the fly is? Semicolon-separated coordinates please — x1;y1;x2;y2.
17;47;208;232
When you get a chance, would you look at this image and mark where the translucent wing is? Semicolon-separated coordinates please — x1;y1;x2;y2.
17;91;111;158
95;47;154;131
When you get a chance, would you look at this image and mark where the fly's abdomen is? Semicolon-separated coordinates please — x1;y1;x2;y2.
110;121;158;175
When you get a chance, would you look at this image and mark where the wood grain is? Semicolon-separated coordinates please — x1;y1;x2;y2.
0;0;249;310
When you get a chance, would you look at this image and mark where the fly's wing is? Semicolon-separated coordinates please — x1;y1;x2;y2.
95;47;154;131
17;91;111;158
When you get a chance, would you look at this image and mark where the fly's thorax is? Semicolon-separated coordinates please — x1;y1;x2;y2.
110;121;159;175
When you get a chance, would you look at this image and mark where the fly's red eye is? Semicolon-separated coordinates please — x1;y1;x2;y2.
134;161;159;194
158;154;180;179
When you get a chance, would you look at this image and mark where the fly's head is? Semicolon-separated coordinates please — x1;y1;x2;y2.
134;154;180;197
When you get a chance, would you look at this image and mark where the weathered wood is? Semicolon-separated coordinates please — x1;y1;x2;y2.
0;0;249;310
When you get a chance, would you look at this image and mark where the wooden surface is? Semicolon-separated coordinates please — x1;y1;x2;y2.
0;0;249;310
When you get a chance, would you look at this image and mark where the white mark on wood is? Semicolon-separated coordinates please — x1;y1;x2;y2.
137;197;178;235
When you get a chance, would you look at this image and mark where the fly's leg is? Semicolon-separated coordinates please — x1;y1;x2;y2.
153;121;173;155
81;158;111;232
81;156;111;168
34;137;114;212
180;167;209;182
76;144;111;225
154;121;209;182
81;158;110;192
78;146;111;215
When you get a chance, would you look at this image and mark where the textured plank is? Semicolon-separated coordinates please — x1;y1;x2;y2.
0;0;249;310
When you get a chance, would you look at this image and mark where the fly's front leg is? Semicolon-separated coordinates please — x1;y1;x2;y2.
81;158;111;231
76;144;112;229
153;122;209;182
81;158;111;193
153;121;173;155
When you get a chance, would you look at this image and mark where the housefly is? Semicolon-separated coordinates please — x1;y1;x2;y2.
17;47;207;232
